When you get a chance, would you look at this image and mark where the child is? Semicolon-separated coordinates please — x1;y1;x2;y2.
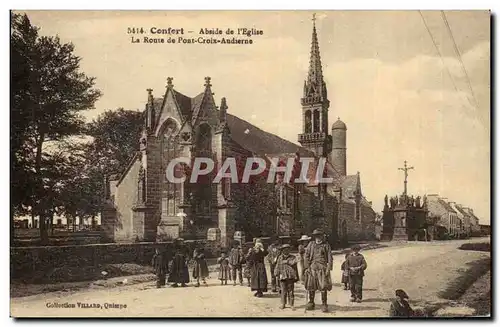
152;247;168;288
346;244;367;303
192;247;209;287
229;241;245;286
217;251;230;285
390;289;415;317
275;244;298;310
243;247;252;287
341;253;350;290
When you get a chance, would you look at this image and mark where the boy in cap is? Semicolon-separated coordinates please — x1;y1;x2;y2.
303;229;333;312
228;240;244;286
346;244;367;302
275;243;298;309
266;235;282;292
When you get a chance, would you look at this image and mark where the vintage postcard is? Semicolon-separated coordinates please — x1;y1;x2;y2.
10;10;491;318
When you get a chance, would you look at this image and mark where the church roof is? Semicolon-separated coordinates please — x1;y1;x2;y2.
340;174;358;203
332;118;347;130
225;112;312;157
151;89;198;124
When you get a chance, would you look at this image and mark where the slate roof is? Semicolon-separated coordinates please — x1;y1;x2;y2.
225;113;311;157
152;90;199;125
437;198;457;214
454;204;469;217
341;175;358;199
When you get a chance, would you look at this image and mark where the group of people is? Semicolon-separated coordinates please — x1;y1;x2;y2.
153;230;420;315
152;237;257;289
244;228;368;312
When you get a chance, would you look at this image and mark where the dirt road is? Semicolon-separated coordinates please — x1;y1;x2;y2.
10;238;490;317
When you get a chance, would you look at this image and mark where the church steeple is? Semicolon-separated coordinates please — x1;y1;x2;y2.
298;13;331;157
302;14;328;105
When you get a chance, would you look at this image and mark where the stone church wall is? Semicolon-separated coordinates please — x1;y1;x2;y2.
113;157;142;242
340;202;376;241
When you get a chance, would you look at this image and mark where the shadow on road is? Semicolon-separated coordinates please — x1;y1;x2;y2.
358;298;391;303
292;303;381;312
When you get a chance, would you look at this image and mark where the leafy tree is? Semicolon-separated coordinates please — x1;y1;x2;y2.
59;108;143;225
11;13;101;244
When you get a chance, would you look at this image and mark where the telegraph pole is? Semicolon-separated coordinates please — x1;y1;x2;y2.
398;160;414;197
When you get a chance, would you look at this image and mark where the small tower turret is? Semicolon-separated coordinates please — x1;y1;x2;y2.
331;117;347;176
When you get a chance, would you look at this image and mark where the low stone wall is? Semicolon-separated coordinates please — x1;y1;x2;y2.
11;239;220;281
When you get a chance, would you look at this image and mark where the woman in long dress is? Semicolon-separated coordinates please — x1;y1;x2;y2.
297;235;311;283
246;238;268;297
167;238;190;287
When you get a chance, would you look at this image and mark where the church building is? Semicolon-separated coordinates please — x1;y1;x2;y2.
102;18;376;247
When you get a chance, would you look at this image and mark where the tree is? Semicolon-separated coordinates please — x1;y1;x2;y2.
59;108;143;225
11;13;101;244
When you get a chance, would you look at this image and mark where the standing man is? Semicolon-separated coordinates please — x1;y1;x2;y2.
304;229;333;312
152;245;169;288
346;244;367;302
266;236;281;293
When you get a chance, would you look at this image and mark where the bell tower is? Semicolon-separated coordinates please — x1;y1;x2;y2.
298;13;331;157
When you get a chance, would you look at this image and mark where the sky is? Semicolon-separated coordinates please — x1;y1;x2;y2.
21;10;491;224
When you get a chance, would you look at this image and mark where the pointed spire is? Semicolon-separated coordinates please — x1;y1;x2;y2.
220;97;228;122
146;88;155;130
302;13;327;103
307;13;323;88
146;88;154;103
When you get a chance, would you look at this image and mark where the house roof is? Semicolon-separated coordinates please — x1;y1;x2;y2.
463;208;480;221
437;198;457;214
454;204;470;217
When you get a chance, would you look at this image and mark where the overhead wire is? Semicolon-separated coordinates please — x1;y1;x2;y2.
418;10;460;95
440;10;480;110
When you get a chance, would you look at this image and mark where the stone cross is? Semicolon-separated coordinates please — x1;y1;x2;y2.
398;160;414;197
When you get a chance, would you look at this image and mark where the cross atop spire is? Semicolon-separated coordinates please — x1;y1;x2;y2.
312;13;317;23
166;77;173;88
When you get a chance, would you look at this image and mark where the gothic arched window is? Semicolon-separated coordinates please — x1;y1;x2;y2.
313;110;320;133
305;110;312;133
161;120;179;217
197;123;212;153
195;123;213;216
